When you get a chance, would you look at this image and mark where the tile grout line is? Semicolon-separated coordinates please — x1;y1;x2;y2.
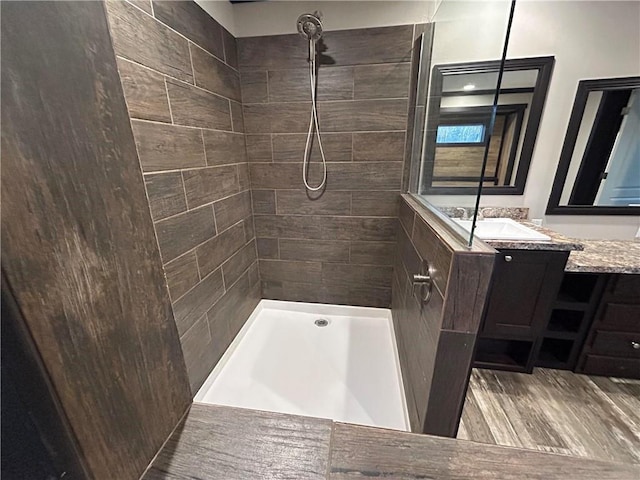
249;129;407;135
228;98;234;132
164;78;175;124
220;26;228;65
269;133;275;162
220;265;227;294
220;236;256;279
117;55;237;107
178;311;209;344
155;188;250;226
194;36;239;73
131;116;239;136
137;402;191;480
265;69;271;103
168;221;251;305
143;162;248;177
200;129;209;166
120;0;226;65
162;215;244;270
260;257;393;268
242;97;410;106
179;170;191;211
211;203;219;236
187;42;196;86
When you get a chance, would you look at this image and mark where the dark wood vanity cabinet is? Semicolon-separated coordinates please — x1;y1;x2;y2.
576;275;640;379
474;249;569;372
476;258;640;379
481;250;569;338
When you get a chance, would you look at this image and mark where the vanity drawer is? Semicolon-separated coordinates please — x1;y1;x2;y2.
590;330;640;358
610;274;640;300
581;354;640;379
597;303;640;333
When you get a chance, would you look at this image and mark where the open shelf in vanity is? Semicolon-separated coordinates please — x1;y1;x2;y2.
472;232;640;379
534;272;607;370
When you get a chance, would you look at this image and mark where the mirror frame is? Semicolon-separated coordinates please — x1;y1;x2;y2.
546;76;640;215
420;56;555;195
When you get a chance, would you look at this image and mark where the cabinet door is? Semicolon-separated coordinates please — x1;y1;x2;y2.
481;250;568;338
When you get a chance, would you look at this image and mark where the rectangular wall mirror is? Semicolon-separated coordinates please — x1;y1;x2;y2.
547;77;640;215
420;56;554;195
409;0;515;246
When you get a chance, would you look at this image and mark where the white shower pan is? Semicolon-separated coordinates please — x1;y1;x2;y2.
195;300;409;431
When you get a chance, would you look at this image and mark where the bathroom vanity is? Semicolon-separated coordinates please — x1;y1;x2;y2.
567;241;640;378
472;222;640;379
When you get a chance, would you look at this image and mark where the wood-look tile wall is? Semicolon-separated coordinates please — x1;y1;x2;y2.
393;195;494;436
1;2;191;477
238;26;415;308
105;0;259;393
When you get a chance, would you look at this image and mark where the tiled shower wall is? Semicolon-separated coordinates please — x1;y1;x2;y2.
105;0;259;393
238;26;415;308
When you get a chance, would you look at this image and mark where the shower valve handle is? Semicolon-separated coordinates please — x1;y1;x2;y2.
412;274;432;284
412;262;433;306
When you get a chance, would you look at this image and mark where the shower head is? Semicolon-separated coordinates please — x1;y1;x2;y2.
297;12;323;41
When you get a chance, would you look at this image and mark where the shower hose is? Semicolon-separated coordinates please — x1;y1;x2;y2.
302;38;328;191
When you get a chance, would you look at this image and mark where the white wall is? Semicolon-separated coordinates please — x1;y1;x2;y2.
480;0;640;239
231;1;436;37
429;0;512;66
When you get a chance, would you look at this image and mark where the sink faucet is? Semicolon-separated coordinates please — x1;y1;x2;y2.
455;207;468;220
476;207;497;221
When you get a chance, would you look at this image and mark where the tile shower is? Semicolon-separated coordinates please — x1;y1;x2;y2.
105;0;421;393
96;0;491;435
106;0;259;393
240;26;415;308
2;2;500;476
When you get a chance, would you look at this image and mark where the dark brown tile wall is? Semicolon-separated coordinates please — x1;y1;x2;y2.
106;0;259;394
1;2;191;477
392;195;494;436
238;25;415;308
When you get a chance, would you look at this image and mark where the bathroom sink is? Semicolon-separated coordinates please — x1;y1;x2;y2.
453;218;551;242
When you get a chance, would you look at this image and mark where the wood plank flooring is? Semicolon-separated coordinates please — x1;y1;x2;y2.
458;368;640;464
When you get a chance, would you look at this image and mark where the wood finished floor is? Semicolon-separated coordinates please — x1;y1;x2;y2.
458;368;640;465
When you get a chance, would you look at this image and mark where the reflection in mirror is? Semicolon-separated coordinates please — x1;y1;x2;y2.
407;0;515;246
547;77;640;215
420;57;553;195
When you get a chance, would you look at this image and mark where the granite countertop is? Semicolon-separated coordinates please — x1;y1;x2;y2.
441;206;640;272
565;239;640;274
144;403;640;479
483;221;584;252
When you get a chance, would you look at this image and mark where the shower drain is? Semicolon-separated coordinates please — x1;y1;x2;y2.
314;318;329;327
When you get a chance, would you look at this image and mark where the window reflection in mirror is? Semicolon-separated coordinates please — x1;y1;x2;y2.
547;77;640;215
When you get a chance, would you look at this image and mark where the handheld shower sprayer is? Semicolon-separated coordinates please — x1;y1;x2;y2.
297;11;323;41
296;12;327;192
